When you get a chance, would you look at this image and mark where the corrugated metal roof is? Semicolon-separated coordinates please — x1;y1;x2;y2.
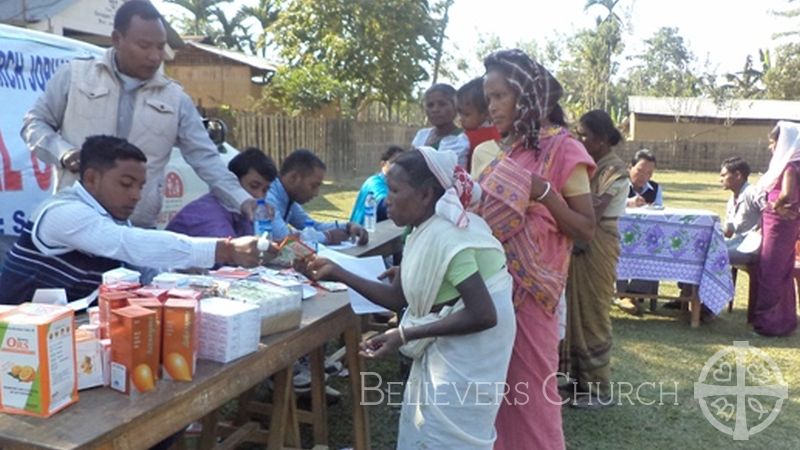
629;96;800;121
0;0;77;23
186;42;278;72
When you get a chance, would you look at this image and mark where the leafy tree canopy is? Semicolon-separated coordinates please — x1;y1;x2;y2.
265;0;437;117
627;27;700;97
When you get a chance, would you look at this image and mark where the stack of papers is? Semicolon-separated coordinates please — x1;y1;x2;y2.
317;246;390;315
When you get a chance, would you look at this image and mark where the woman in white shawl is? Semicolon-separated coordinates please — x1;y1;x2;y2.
304;147;516;449
750;121;800;336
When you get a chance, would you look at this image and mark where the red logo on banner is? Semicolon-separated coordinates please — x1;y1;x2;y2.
164;171;183;198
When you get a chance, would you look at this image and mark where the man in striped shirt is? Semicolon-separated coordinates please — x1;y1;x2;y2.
0;135;261;304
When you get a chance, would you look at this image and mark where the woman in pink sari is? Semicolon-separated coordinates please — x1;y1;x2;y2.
477;49;596;449
752;121;800;337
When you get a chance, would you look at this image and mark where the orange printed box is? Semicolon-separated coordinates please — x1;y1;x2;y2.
127;297;163;379
134;287;170;303
98;291;130;339
0;303;78;417
162;299;198;382
109;306;158;396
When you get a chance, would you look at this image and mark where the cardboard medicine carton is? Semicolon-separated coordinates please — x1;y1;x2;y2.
75;329;103;390
127;297;163;379
0;303;78;417
162;299;199;382
198;297;260;363
109;305;158;395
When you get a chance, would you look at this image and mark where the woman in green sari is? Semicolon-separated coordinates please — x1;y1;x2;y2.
562;110;629;408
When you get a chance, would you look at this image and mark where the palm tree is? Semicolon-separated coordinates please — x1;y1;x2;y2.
164;0;232;36
431;0;453;84
211;8;247;51
239;0;280;57
584;0;622;24
723;51;769;99
584;0;623;110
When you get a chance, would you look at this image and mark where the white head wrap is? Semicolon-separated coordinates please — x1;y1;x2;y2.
757;121;800;192
417;146;481;228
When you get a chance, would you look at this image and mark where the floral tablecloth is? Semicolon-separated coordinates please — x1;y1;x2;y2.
617;207;734;314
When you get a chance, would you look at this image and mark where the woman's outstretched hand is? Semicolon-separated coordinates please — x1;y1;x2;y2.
359;328;403;359
294;255;341;281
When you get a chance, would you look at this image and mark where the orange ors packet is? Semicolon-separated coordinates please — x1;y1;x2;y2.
109;305;158;396
162;299;199;382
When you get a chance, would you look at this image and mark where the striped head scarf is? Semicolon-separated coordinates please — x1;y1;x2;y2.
483;49;563;151
418;147;480;228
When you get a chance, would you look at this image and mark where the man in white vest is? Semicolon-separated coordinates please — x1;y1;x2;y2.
21;0;255;228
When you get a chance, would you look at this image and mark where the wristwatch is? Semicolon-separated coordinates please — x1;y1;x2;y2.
60;150;77;169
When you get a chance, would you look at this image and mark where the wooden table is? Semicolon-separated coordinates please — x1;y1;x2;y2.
616;207;734;327
0;291;369;450
339;220;404;259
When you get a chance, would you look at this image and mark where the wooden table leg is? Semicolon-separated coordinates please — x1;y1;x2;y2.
285;389;301;448
234;386;259;426
197;409;220;450
344;320;371;450
309;346;329;445
268;366;299;450
689;286;701;328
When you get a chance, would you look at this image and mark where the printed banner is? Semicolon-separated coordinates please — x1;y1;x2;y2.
0;25;102;235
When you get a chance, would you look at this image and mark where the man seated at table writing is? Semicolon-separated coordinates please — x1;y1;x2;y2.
167;147;278;238
617;149;663;314
0;135;262;305
719;157;766;265
267;149;369;245
626;149;663;207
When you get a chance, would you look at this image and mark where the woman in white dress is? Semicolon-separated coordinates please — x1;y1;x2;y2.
411;84;470;167
304;147;515;449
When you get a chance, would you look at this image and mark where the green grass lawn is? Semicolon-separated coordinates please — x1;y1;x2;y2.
303;170;800;450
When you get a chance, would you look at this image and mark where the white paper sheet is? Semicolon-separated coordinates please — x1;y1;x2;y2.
325;240;357;251
67;289;99;311
32;288;68;306
317;245;390;314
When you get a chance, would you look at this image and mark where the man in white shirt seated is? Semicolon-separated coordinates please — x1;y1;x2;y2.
664;157;767;315
719;157;766;265
0;135;262;304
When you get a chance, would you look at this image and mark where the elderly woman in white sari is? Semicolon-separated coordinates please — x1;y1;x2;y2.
304;147;516;449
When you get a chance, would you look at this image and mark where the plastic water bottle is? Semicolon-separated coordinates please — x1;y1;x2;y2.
300;219;320;252
253;199;273;248
364;191;377;232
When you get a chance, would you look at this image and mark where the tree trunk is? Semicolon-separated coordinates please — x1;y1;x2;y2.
431;0;453;84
